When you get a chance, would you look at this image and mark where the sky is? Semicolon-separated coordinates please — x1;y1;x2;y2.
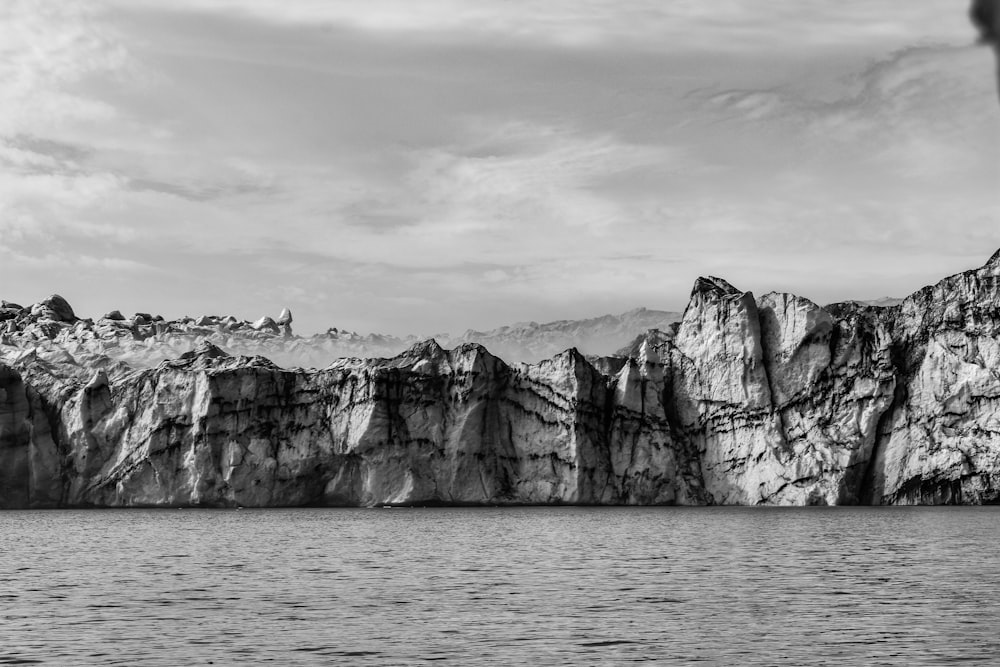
0;1;997;336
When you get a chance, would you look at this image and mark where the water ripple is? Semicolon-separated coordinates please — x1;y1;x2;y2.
0;507;999;665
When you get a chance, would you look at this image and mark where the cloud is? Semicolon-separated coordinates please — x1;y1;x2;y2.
106;0;970;53
0;1;130;135
698;44;998;187
0;245;156;273
1;0;996;337
396;122;678;241
0;1;142;269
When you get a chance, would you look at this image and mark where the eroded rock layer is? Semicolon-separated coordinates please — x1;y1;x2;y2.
2;252;1000;507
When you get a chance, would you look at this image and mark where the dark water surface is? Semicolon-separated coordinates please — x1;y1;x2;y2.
1;507;999;665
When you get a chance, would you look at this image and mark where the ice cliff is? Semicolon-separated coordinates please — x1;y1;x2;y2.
2;252;1000;507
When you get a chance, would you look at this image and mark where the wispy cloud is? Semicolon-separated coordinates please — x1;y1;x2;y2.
108;0;971;52
0;1;129;134
701;45;997;182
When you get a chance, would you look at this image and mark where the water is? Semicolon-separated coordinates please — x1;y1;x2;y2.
1;507;999;665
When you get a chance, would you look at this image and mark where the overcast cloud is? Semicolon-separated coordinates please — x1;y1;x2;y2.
0;0;996;335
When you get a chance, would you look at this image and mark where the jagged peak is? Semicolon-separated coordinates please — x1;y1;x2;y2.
526;346;587;369
614;328;674;359
690;276;741;299
452;341;486;352
985;247;1000;270
163;343;280;372
447;342;509;374
550;347;604;376
401;338;447;359
388;338;452;373
757;291;829;314
179;341;230;361
450;342;494;359
554;346;584;361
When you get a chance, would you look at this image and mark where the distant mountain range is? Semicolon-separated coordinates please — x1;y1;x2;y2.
443;307;682;363
855;297;905;308
0;302;682;367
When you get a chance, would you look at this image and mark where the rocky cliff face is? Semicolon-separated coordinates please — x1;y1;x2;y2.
0;340;702;507
865;250;1000;504
2;253;999;507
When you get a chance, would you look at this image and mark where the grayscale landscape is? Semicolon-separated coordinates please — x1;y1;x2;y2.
2;1;1000;665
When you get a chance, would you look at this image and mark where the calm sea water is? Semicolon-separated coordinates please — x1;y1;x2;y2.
1;507;999;665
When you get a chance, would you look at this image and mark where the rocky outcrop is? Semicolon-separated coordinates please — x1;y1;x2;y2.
0;339;704;507
660;283;897;506
2;252;1000;507
864;250;1000;504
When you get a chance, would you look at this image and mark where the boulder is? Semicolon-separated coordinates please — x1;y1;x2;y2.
252;316;279;332
40;295;76;322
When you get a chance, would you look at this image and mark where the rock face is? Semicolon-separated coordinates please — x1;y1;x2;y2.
665;282;897;506
865;251;1000;504
1;253;1000;507
0;341;703;507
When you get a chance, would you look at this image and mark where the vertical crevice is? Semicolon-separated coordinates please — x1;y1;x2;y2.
860;340;909;505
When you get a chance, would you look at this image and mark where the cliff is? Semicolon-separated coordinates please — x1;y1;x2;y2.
2;252;999;507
